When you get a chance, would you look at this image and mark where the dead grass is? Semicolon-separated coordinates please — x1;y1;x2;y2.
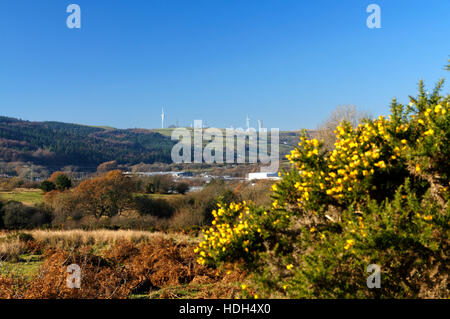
22;229;198;249
0;241;28;262
0;233;41;262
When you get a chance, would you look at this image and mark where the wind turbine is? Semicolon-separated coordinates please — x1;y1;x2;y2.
161;107;165;129
258;119;263;131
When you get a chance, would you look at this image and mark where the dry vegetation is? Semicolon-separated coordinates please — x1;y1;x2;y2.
0;170;271;299
0;230;246;299
26;229;196;247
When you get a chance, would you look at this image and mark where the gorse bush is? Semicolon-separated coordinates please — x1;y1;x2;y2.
195;202;266;266
196;79;449;298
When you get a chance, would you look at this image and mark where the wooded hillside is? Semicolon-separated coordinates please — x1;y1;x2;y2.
0;116;175;168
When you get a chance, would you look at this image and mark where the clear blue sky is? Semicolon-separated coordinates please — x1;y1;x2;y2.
0;0;449;130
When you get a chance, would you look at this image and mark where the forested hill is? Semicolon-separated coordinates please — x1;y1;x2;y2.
0;116;175;168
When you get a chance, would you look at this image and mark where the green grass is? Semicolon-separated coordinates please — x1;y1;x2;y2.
132;281;239;299
0;189;44;206
148;283;211;299
133;192;186;203
84;124;116;130
146;193;185;200
143;283;220;299
151;128;181;137
0;254;43;281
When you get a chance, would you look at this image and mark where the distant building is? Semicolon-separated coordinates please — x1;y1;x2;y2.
247;172;280;180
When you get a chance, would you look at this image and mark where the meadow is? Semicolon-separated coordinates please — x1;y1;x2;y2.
0;189;43;206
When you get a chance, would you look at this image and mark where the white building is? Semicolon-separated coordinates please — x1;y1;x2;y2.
247;172;280;180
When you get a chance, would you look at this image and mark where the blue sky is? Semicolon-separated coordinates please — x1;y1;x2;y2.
0;0;449;130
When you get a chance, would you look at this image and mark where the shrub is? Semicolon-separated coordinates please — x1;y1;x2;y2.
16;232;35;243
237;181;273;207
195;79;450;298
148;175;175;194
145;182;155;194
29;204;53;228
316;105;371;151
40;180;56;192
1;201;53;229
169;207;205;230
196;181;240;224
175;182;189;194
1;201;33;229
282;182;449;298
195;202;267;266
134;195;174;219
0;201;3;228
46;170;137;221
48;171;65;183
54;174;72;190
0;177;40;191
0;240;29;262
45;190;84;226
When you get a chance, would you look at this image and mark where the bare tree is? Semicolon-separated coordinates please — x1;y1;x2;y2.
316;105;372;151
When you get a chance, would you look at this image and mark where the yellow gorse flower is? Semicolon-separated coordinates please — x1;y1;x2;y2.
195;95;448;266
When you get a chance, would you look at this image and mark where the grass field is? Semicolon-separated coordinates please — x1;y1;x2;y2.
0;188;184;207
0;189;44;206
0;256;43;281
144;193;186;201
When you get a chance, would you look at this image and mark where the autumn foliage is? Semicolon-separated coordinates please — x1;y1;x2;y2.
0;236;243;299
45;170;136;222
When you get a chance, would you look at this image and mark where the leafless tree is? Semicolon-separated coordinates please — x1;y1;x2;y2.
316;105;372;151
